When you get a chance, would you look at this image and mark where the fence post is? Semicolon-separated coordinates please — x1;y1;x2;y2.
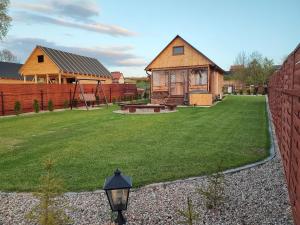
40;90;44;111
1;91;4;116
69;89;72;108
110;87;112;103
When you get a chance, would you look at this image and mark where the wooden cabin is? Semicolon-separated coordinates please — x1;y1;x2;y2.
145;35;225;106
19;46;112;84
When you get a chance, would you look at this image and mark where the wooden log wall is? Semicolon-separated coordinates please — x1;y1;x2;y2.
0;83;137;115
268;43;300;225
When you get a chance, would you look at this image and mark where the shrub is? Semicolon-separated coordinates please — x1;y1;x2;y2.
63;100;69;109
197;170;225;210
95;95;100;105
177;197;200;225
27;159;71;225
48;100;54;112
239;89;243;95
72;99;78;108
253;87;258;95
246;89;251;95
14;101;22;115
33;99;40;113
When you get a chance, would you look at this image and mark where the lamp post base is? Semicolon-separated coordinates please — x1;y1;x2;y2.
115;210;126;225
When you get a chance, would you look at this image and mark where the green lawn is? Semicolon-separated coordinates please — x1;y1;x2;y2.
0;96;269;192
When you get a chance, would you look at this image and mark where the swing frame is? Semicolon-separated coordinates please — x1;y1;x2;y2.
71;78;108;110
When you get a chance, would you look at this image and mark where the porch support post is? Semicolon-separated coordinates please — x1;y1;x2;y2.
207;66;210;92
46;74;49;84
23;75;26;83
58;73;62;84
34;74;37;83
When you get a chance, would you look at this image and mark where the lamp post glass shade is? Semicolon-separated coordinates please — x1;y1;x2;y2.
106;188;129;211
103;169;132;212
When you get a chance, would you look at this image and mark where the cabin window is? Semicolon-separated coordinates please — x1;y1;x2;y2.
152;71;168;87
173;46;184;55
190;69;208;85
37;55;44;63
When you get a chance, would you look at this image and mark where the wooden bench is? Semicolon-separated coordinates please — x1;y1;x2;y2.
79;93;96;102
163;98;178;111
126;104;165;113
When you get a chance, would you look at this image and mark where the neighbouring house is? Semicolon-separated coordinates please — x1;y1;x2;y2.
0;61;29;84
145;35;225;106
19;46;112;84
111;71;125;84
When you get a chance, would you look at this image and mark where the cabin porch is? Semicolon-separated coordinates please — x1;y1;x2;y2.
151;67;214;106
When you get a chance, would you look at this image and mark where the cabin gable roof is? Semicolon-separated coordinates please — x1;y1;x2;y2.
20;46;111;77
145;35;224;73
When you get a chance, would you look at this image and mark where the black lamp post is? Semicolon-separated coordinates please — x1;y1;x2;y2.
103;169;132;225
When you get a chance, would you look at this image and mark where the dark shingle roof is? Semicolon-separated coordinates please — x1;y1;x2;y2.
38;46;111;78
0;61;23;79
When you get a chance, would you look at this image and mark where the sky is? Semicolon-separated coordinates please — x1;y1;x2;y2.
0;0;299;77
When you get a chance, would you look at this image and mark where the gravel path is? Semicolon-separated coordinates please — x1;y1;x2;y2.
0;101;294;225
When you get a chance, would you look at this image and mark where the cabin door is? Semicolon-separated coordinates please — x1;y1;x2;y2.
170;70;186;96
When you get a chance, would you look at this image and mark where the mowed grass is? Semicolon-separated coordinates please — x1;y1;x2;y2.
0;96;269;192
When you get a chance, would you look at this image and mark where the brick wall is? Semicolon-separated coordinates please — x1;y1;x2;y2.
268;43;300;225
0;83;137;115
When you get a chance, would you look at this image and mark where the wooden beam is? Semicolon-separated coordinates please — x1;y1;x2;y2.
23;75;26;83
207;66;210;92
46;74;49;84
58;73;61;84
34;74;37;84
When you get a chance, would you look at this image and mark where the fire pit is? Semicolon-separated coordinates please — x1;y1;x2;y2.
114;103;177;114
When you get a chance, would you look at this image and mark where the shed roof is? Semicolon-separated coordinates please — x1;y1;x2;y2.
0;61;23;79
38;46;111;77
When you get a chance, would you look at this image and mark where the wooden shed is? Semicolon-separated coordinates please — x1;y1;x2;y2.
19;46;112;84
145;35;225;106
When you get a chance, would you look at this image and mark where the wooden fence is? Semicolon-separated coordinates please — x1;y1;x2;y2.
268;43;300;225
0;83;137;115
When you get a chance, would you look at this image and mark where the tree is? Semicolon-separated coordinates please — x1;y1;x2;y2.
27;159;71;225
0;0;12;40
232;51;275;86
0;49;18;62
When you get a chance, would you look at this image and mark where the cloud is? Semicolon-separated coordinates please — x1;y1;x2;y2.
0;37;146;67
11;0;135;37
12;0;99;21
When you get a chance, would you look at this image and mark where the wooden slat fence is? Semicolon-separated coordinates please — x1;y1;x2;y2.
268;43;300;225
0;83;137;115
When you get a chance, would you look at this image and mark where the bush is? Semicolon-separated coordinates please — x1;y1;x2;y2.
27;159;71;225
14;101;22;115
246;89;251;95
72;99;78;108
33;99;40;113
95;95;100;105
239;89;243;95
253;87;258;95
48;100;54;112
63;100;69;109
